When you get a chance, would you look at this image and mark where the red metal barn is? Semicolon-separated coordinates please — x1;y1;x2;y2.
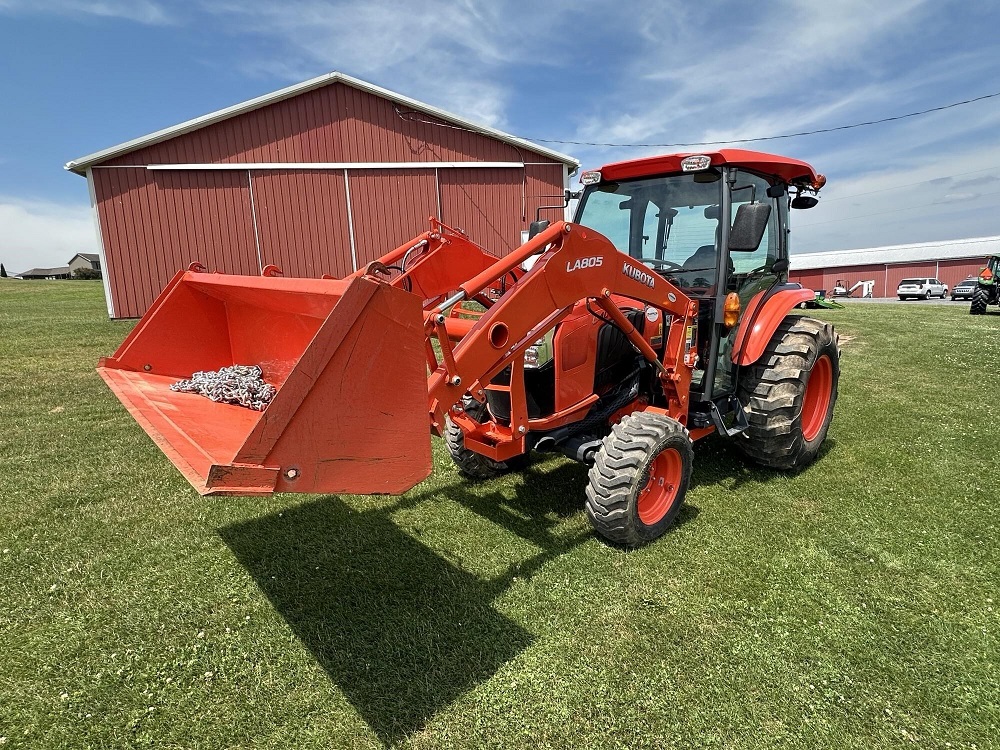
67;72;579;319
789;236;998;297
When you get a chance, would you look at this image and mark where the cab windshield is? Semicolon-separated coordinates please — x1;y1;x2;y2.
574;173;723;292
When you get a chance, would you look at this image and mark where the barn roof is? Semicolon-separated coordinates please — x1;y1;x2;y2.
791;235;1000;270
18;266;70;278
65;72;579;176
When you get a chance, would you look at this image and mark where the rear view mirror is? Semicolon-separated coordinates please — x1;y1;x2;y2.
728;202;771;252
791;195;819;209
527;219;550;239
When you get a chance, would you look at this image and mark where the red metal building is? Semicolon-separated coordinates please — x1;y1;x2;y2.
67;72;578;318
789;236;998;297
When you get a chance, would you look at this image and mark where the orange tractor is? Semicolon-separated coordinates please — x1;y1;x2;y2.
99;149;838;547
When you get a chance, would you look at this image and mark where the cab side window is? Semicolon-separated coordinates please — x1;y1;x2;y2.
731;171;780;273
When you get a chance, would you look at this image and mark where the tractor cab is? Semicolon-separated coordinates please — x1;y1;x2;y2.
971;254;1000;315
573;149;823;399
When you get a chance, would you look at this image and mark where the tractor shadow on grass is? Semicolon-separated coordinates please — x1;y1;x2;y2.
219;455;707;742
691;434;837;490
397;456;589;550
219;461;609;745
404;455;700;555
220;495;536;744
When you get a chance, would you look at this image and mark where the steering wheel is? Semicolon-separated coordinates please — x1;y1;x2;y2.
636;257;685;273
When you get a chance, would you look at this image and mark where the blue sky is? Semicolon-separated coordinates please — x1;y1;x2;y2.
2;0;1000;274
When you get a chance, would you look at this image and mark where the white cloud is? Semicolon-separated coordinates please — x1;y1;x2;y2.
6;0;996;262
0;197;98;275
568;0;934;160
791;139;1000;252
542;0;1000;254
199;0;583;127
0;0;171;24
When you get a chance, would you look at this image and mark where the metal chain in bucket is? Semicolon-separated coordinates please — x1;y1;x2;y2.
170;365;277;411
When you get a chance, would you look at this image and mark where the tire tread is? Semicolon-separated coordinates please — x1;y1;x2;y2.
585;412;692;547
736;315;839;471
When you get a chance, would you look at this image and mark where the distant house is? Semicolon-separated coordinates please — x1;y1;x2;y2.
68;253;102;277
17;253;101;280
17;266;71;280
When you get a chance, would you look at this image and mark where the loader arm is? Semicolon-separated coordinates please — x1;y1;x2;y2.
421;221;699;460
345;218;509;308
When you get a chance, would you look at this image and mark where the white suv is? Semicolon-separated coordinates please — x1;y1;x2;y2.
897;277;948;300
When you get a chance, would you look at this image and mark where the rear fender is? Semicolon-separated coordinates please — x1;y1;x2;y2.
731;286;815;366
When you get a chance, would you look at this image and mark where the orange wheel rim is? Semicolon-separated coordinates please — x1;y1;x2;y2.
802;354;833;442
638;448;682;525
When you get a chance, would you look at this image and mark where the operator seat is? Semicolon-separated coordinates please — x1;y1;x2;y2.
682;205;732;274
683;244;717;271
682;244;734;275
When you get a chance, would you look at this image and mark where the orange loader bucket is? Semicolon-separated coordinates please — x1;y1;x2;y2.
98;270;432;496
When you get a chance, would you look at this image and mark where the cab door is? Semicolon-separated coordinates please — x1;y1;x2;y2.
711;171;785;395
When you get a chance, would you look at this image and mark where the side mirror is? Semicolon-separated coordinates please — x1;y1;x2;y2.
528;219;550;239
791;195;819;209
771;258;789;275
728;202;772;252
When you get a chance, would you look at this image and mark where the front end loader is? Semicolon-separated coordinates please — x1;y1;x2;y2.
99;149;839;547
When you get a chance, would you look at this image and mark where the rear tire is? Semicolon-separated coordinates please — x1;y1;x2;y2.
736;316;840;471
585;413;693;548
971;285;989;315
445;399;528;479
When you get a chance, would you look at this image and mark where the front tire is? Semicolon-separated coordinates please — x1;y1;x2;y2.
971;285;989;315
585;413;693;548
736;316;840;471
445;399;528;479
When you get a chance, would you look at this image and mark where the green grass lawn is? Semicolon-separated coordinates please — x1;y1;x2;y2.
2;279;999;749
